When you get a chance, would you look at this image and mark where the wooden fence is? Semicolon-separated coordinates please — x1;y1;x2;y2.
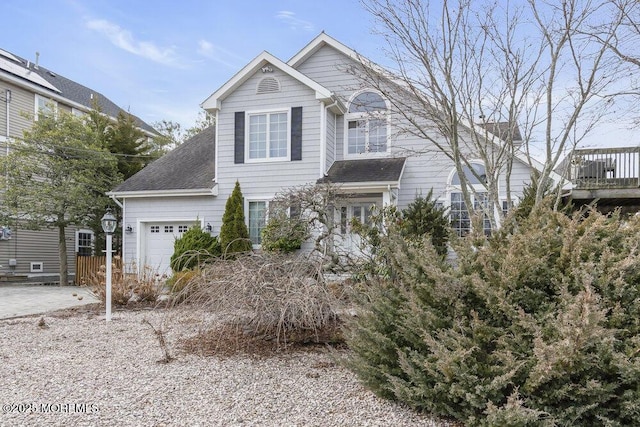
75;255;122;285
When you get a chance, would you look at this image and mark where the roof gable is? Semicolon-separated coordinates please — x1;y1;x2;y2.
201;51;340;112
288;32;362;69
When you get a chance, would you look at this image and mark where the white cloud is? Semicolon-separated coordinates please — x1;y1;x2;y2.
197;39;214;57
196;39;244;68
86;19;182;67
276;11;315;32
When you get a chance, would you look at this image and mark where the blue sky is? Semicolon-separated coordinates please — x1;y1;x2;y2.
1;0;636;149
1;0;381;130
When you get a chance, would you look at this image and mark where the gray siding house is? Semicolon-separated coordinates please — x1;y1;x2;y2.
111;33;553;275
0;47;155;282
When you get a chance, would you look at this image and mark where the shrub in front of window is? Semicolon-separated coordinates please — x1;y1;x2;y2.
345;204;640;426
399;190;450;256
260;214;308;253
219;181;252;255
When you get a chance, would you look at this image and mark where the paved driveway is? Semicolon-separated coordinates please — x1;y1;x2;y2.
0;285;98;319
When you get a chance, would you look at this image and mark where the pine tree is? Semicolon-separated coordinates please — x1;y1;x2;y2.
219;181;252;255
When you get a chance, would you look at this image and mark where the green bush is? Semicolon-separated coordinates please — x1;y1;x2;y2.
170;225;221;272
345;204;640;426
261;214;308;253
399;189;450;256
219;181;252;255
350;191;450;280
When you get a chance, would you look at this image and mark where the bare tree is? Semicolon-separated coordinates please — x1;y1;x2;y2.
354;0;634;222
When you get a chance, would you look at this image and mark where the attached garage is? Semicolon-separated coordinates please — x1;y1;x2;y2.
108;126;219;278
140;221;195;276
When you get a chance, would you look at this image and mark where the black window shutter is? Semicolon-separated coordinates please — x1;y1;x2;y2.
234;111;245;164
291;107;302;161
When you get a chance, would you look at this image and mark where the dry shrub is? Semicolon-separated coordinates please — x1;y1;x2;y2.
176;252;343;353
83;257;166;306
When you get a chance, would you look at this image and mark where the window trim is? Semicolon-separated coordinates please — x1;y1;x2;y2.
76;229;94;256
246;198;270;248
245;108;291;163
446;162;496;237
344;90;391;158
35;94;57;120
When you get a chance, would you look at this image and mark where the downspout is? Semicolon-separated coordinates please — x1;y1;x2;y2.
109;194;123;209
320;102;326;178
321;98;339;177
5;89;15;267
5;89;10;173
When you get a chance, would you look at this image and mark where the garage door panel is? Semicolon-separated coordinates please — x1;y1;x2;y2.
143;222;193;276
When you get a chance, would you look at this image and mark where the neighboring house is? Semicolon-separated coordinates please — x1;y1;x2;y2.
110;33;554;275
0;47;155;282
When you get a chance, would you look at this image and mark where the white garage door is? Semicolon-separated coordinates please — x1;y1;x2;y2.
143;222;193;276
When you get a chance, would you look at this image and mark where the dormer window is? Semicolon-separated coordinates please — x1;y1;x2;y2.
346;91;389;155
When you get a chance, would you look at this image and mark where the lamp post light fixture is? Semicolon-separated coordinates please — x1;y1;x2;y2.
101;208;117;322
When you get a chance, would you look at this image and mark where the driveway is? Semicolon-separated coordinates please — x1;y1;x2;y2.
0;285;98;319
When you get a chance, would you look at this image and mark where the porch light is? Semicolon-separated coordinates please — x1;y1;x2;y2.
101;209;117;234
101;208;117;322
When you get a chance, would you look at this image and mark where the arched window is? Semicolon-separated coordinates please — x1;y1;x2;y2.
346;91;389;155
449;163;491;237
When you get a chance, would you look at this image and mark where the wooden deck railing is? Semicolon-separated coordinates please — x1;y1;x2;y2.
75;255;122;285
566;147;640;189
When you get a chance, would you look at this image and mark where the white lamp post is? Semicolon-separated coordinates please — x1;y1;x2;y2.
101;208;117;321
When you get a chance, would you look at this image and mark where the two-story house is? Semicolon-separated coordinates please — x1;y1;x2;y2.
0;47;155;283
110;33;554;275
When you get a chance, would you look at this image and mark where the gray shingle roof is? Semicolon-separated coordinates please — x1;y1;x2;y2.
0;48;156;134
112;126;216;193
317;157;406;184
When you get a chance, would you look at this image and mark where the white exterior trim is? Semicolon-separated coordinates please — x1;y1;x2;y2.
108;186;218;198
201;51;336;111
319;102;326;177
244;108;291;163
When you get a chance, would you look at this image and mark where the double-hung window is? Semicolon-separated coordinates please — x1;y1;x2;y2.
346;91;389;155
248;111;288;161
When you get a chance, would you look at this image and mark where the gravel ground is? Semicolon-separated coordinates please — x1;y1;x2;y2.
0;307;453;427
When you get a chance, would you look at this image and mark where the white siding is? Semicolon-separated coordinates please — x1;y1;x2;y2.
216;65;323;205
122;196;219;269
295;45;362;103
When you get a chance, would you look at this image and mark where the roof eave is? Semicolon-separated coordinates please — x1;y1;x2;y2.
323;180;402;191
108;185;218;199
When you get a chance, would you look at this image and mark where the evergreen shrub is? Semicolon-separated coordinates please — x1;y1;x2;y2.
261;215;307;253
170;224;221;272
219;181;252;255
345;203;640;426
